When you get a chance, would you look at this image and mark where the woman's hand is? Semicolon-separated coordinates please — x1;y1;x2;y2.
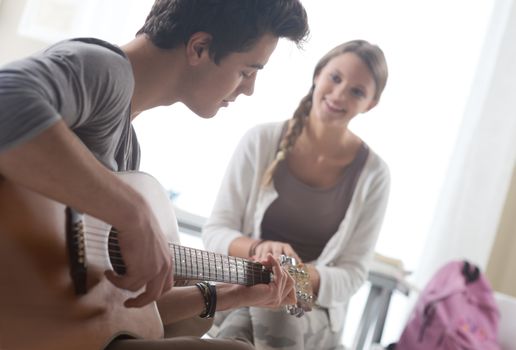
252;240;301;263
221;254;297;310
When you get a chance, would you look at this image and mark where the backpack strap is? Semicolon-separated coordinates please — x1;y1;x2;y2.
422;261;480;303
462;260;480;284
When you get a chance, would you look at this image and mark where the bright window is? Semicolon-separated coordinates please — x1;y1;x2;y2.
130;0;494;272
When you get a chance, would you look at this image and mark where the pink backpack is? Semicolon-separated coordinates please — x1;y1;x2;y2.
395;260;500;350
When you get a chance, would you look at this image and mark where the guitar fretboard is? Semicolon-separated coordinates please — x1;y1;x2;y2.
169;244;271;286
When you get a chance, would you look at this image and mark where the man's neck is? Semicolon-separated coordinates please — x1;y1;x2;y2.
121;35;186;119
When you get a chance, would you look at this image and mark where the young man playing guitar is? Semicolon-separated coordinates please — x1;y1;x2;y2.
0;1;309;349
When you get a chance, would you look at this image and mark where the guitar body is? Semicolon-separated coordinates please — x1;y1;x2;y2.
0;171;312;349
0;172;179;350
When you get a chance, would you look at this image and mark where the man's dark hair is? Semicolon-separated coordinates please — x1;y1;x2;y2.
136;0;309;63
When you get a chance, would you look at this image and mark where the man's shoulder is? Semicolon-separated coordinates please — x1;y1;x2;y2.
45;38;129;66
67;38;126;57
46;38;134;100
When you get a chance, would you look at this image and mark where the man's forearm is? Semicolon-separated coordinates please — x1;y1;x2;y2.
0;120;145;227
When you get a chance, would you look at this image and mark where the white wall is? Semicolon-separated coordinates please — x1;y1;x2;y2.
415;0;516;284
0;0;47;65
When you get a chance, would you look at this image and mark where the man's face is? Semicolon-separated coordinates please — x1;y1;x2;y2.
185;33;279;118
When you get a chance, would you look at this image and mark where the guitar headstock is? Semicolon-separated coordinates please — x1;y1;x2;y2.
279;255;314;318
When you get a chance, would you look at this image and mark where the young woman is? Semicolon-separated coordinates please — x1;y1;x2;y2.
202;40;390;350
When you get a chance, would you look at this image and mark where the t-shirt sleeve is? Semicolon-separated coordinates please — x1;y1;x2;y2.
0;39;134;154
0;60;62;152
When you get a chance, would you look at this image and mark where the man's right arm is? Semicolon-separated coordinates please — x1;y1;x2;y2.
157;254;296;325
0;120;173;307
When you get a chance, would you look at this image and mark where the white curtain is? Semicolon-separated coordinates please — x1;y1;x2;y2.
413;0;516;288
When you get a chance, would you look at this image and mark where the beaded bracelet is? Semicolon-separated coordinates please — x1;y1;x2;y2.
195;281;217;319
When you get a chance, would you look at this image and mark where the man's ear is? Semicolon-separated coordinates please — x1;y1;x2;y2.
186;32;212;65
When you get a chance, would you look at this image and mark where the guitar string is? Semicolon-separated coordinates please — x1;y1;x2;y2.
75;218;303;283
81;241;268;272
82;240;269;279
70;224;310;305
77;229;271;283
82;242;267;276
80;226;271;276
80;239;299;287
80;249;268;285
69;229;310;301
75;222;305;286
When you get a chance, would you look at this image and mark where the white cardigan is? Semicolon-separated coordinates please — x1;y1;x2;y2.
202;121;390;332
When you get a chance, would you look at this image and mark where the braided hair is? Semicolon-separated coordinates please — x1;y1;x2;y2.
261;39;388;186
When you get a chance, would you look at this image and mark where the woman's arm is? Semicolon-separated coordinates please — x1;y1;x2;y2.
315;161;390;308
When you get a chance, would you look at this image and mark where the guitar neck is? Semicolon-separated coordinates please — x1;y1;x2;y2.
169;243;271;286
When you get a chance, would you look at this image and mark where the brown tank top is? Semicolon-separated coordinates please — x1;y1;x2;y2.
261;128;369;262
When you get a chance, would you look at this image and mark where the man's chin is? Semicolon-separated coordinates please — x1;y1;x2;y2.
188;106;219;119
200;109;219;119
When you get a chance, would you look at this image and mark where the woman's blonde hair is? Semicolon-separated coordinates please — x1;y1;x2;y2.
262;39;388;186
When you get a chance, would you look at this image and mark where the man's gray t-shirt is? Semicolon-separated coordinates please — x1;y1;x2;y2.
0;38;139;171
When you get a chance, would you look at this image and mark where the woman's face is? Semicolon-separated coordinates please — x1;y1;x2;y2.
310;52;378;126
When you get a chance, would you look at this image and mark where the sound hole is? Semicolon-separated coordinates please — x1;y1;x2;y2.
108;228;126;275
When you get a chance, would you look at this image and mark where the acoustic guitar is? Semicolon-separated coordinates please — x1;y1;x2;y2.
0;171;312;350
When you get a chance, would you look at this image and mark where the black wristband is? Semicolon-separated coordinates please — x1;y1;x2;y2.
205;282;217;318
195;282;217;319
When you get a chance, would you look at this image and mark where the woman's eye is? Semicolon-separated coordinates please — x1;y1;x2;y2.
330;73;341;83
241;71;253;78
351;88;365;98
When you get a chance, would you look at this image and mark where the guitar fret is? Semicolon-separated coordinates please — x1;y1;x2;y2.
201;252;211;278
222;254;227;282
200;250;205;279
173;245;177;275
180;246;184;278
226;255;231;283
189;246;194;279
252;262;256;284
196;249;199;278
169;243;275;286
208;252;212;279
234;256;238;284
212;253;218;280
185;247;190;278
238;257;244;284
226;256;231;283
174;245;179;277
245;260;252;286
176;247;183;274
